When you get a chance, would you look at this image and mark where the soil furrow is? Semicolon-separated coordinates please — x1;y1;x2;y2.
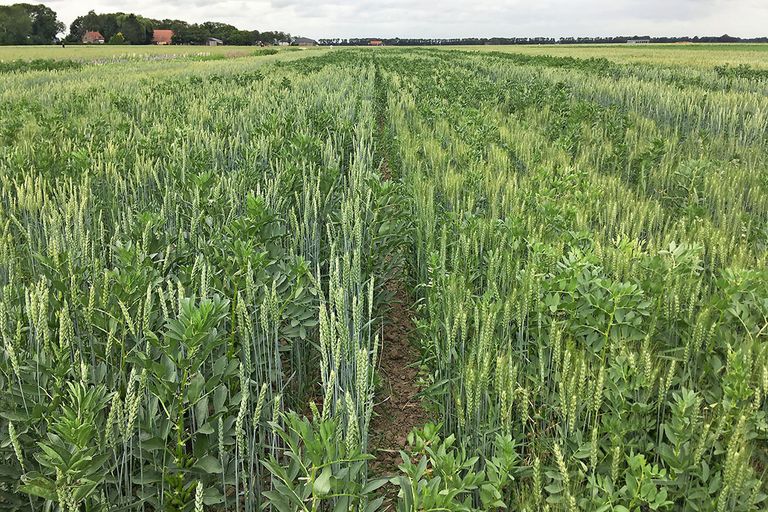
369;66;428;509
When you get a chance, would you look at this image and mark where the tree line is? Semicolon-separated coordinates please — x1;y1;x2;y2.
320;35;768;46
0;4;290;45
67;11;291;45
0;4;63;45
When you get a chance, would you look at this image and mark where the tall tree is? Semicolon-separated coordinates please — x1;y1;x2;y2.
0;4;63;44
116;14;148;44
68;11;154;44
0;5;32;44
68;10;101;42
62;9;291;46
18;4;64;43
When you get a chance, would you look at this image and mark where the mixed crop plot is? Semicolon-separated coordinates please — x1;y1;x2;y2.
373;48;768;511
0;46;767;511
458;43;768;69
0;45;312;62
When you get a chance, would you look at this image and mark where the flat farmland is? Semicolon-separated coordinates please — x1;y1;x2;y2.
0;45;766;511
457;43;768;68
0;44;320;61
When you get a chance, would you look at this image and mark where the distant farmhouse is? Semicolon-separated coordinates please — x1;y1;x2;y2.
627;38;651;44
82;31;105;44
369;39;384;46
292;37;318;46
152;29;174;45
206;37;224;46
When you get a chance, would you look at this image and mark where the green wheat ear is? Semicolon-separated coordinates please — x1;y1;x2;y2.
194;481;204;512
8;422;24;472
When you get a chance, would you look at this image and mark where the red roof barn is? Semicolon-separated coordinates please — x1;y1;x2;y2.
82;31;105;44
369;40;384;46
152;29;174;45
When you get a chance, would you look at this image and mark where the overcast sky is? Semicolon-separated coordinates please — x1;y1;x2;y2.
30;0;768;39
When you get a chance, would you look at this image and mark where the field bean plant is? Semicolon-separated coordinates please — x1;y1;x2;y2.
0;46;767;511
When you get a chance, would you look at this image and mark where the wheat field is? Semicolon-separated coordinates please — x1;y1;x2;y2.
0;45;767;511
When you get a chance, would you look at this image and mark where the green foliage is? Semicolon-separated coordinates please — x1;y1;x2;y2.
262;412;386;511
0;5;32;45
394;424;520;511
0;58;82;74
0;3;64;45
0;54;392;510
714;64;768;81
67;10;153;44
0;44;767;512
108;32;125;45
65;10;290;46
358;47;768;510
18;383;111;510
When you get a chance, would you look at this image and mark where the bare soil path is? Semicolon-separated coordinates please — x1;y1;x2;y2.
369;67;429;509
369;275;428;507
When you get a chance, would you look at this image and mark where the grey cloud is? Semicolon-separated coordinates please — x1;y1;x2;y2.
39;0;767;38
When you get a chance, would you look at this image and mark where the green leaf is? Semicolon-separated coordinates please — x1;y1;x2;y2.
0;411;32;422
194;455;223;474
131;470;163;484
364;497;385;512
197;421;215;435
188;372;205;403
19;477;57;501
213;385;228;413
213;356;227;376
361;478;389;494
313;466;332;496
194;395;210;425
